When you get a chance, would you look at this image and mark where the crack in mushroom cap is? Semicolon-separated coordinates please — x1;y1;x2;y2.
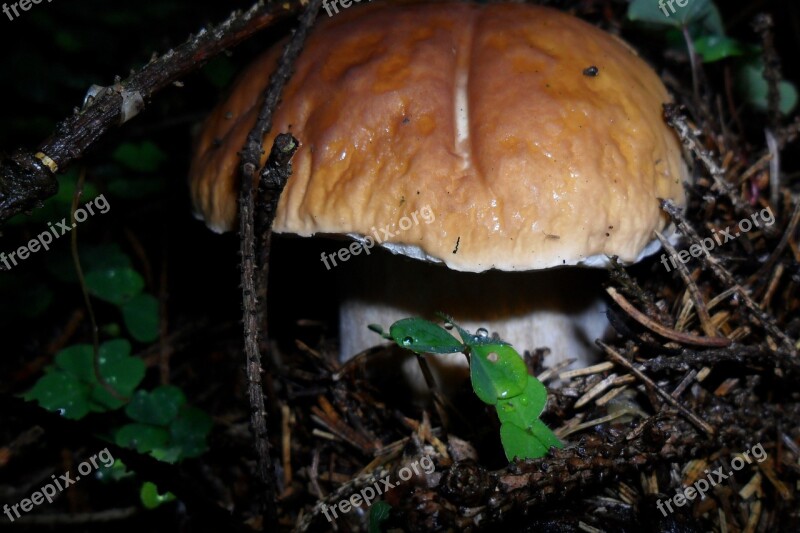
189;1;687;272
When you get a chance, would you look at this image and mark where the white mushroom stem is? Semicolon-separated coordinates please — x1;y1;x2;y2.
338;248;610;394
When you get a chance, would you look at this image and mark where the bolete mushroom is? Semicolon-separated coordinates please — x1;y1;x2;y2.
189;2;686;388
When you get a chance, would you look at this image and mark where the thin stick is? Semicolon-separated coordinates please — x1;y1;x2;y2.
0;0;304;224
654;231;718;338
598;341;715;436
660;199;796;354
606;287;730;347
237;0;321;527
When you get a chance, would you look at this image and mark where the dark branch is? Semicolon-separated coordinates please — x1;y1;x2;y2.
0;0;304;224
237;0;321;527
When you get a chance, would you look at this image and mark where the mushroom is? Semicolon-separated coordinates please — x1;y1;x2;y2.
189;2;686;390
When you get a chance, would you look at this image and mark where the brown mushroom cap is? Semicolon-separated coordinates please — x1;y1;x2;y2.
190;2;686;272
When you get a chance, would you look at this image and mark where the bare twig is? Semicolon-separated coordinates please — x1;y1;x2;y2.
0;0;304;224
660;199;797;354
654;231;718;338
606;287;730;347
598;341;715;436
663;104;755;217
237;0;320;527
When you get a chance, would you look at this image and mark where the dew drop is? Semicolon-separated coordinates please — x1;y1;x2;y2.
487;352;499;363
57;408;66;416
476;328;489;338
402;336;414;346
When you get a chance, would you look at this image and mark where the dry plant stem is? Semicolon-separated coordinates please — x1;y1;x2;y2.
255;134;299;358
598;341;715;435
69;170;123;401
294;466;391;532
663;104;755;218
654;231;718;338
681;26;701;105
644;345;800;376
747;199;800;285
660;199;797;354
0;0;305;224
237;0;321;526
606;287;729;347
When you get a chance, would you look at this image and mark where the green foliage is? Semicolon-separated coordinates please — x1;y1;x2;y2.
23;245;211;509
692;35;745;63
737;60;799;115
96;459;134;482
86;267;146;305
140;482;176;509
106;141;167;200
112;141;167;173
469;344;528;404
121;294;160;342
384;318;465;354
375;317;563;461
24;340;146;418
369;501;392;533
627;0;797;114
627;0;723;34
117;386;212;462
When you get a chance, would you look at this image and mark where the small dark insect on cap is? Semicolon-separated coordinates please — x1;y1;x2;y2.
583;66;599;76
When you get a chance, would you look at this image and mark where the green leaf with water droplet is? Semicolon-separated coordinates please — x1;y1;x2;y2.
126;386;186;426
529;418;563;451
496;375;548;429
54;344;96;382
389;318;465;354
693;35;744;62
86;267;144;305
469;344;528;405
96;459;133;482
140;481;176;509
121;293;160;342
368;323;392;339
627;0;721;33
90;340;146;410
500;422;548;461
369;501;392;533
737;60;798;115
116;423;171;454
23;372;92;419
169;406;213;459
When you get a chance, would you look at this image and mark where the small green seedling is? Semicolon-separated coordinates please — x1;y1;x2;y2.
627;0;797;113
370;317;563;461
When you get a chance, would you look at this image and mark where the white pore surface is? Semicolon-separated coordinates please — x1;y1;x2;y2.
337;250;613;396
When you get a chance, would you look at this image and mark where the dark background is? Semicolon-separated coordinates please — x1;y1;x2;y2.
0;0;797;530
0;0;797;361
